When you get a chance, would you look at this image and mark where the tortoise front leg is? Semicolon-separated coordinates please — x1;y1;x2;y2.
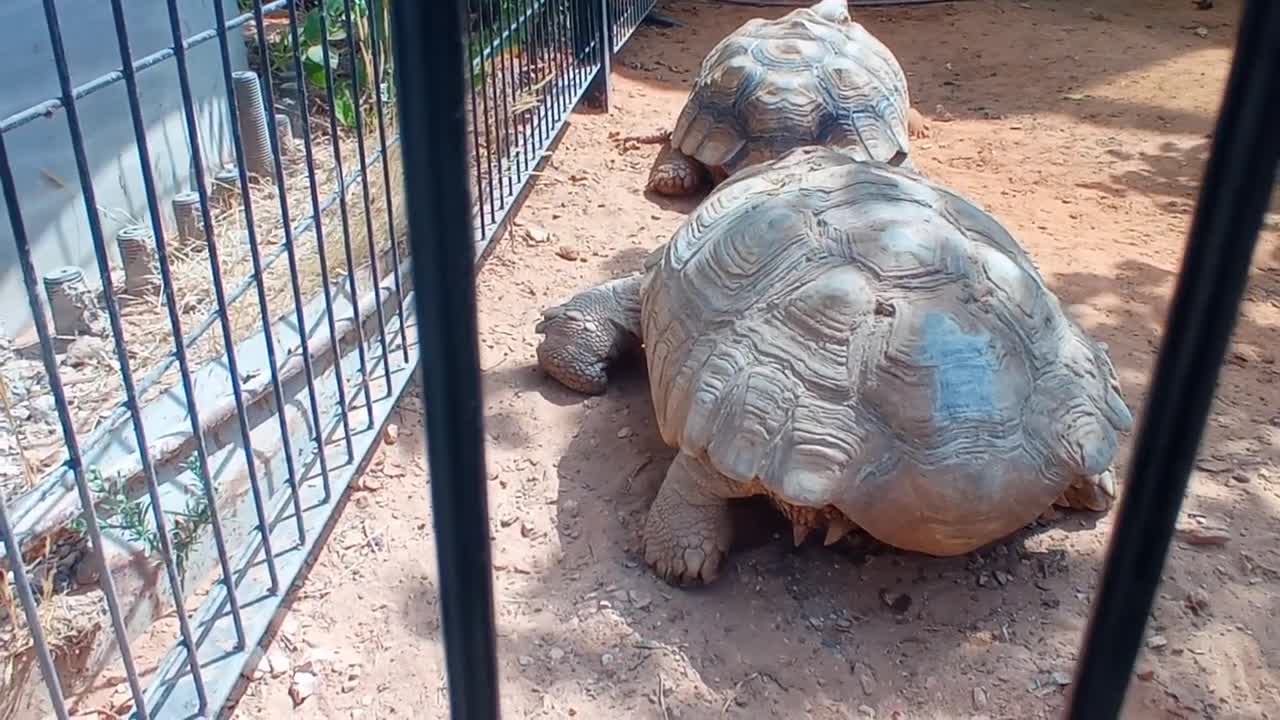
534;274;644;395
642;453;750;586
907;107;931;139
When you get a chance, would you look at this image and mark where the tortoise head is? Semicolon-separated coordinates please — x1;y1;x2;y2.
810;0;852;24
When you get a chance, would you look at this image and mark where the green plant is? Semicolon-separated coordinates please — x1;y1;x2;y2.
69;461;213;585
293;0;391;129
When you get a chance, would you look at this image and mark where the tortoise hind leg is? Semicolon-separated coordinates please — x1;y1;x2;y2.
642;453;749;586
647;142;710;197
1053;469;1118;512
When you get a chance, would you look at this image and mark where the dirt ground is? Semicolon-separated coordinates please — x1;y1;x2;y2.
231;1;1280;718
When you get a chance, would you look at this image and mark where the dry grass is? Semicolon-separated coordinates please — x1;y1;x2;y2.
1;114;407;499
0;539;104;714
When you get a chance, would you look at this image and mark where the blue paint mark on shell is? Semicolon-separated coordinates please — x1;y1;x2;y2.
918;312;997;421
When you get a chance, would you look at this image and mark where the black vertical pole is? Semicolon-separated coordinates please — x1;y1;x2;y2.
1065;0;1280;716
389;1;501;719
597;0;613;111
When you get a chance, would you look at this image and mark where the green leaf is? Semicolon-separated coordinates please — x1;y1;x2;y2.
334;91;356;128
302;10;323;45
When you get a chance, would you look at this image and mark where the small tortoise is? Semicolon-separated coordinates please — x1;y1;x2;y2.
642;0;928;198
535;147;1133;585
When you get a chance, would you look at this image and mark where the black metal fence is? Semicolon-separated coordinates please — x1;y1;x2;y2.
395;3;1280;720
0;0;650;718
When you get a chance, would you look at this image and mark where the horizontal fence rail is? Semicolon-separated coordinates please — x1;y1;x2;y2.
0;0;655;717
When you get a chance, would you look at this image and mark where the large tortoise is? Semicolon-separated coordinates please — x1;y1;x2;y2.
643;0;929;197
534;146;1133;586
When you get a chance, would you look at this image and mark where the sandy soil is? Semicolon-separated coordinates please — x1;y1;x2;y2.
231;1;1280;718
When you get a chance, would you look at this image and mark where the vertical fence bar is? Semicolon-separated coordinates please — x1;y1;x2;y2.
467;15;491;238
494;0;523;198
244;0;336;505
363;0;411;364
106;0;260;659
282;0;357;466
208;0;311;547
1065;0;1280;716
339;0;396;390
0;90;150;720
38;0;221;710
317;7;379;430
3;130;166;720
0;486;69;719
390;1;500;718
596;0;612;111
160;0;285;597
481;1;509;224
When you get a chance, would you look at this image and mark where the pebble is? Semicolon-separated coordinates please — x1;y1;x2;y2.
383;424;399;445
1147;634;1168;650
601;653;613;667
973;686;989;709
518;655;534;667
289;671;317;706
628;590;652;609
616;426;633;439
1176;522;1230;547
549;647;565;662
858;705;876;719
853;661;876;695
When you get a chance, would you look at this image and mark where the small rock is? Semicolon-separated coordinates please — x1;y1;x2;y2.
853;661;876;695
1185;589;1210;616
289;671;317;706
549;647;565;662
518;655;534;667
1136;667;1156;681
878;589;912;613
1050;671;1072;686
555;245;581;261
993;570;1011;586
628;590;652;609
384;424;399;445
520;521;535;538
1146;634;1168;650
268;650;291;677
1176;522;1230;547
973;686;989;709
1194;26;1209;38
858;704;876;718
521;224;553;245
64;337;106;367
72;556;99;587
341;664;362;693
1195;458;1232;473
616;426;633;439
601;653;614;667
